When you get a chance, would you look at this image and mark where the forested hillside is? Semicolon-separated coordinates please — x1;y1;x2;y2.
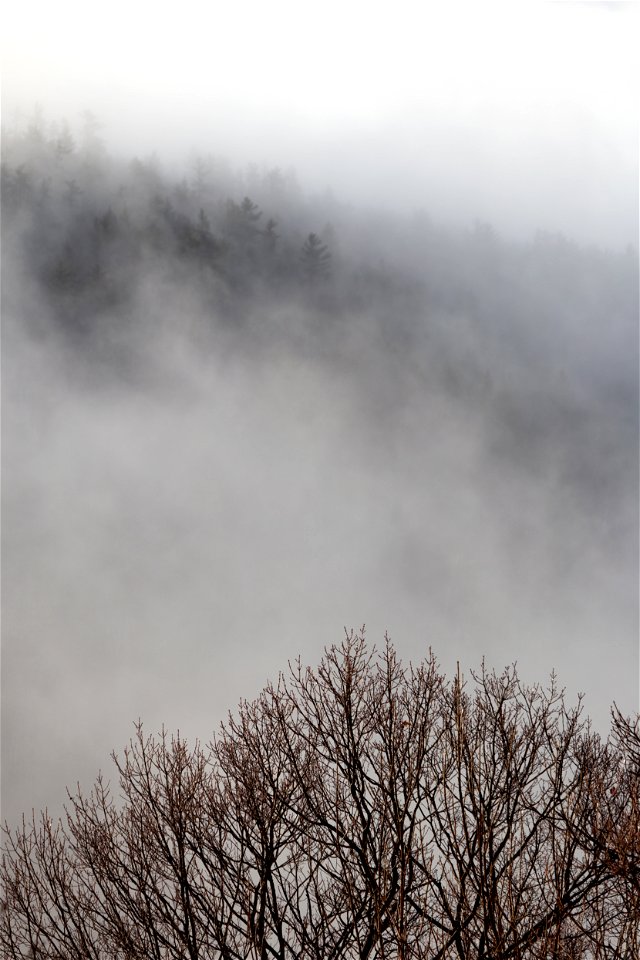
4;112;635;370
3;112;637;515
2;111;638;830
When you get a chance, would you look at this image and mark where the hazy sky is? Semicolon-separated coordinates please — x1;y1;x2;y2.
2;1;638;245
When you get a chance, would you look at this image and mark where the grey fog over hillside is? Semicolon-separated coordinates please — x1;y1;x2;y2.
1;1;638;827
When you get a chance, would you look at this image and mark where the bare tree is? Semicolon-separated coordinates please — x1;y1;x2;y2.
2;633;638;958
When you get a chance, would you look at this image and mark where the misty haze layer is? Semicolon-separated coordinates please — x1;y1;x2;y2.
3;2;638;248
1;114;638;826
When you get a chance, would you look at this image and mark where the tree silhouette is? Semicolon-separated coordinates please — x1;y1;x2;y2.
263;217;278;253
300;231;331;282
2;634;638;958
224;196;263;247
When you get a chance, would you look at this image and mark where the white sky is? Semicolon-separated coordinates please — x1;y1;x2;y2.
2;1;639;241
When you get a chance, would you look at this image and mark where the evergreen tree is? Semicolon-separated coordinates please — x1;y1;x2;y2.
300;231;331;281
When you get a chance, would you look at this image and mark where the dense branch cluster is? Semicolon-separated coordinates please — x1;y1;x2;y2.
2;635;638;958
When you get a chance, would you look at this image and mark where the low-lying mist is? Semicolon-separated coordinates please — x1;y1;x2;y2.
2;115;638;827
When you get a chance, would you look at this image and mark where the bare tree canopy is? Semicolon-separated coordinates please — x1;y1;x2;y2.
2;633;639;958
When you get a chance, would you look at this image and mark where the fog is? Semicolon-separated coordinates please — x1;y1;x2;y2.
3;2;638;246
1;2;638;826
